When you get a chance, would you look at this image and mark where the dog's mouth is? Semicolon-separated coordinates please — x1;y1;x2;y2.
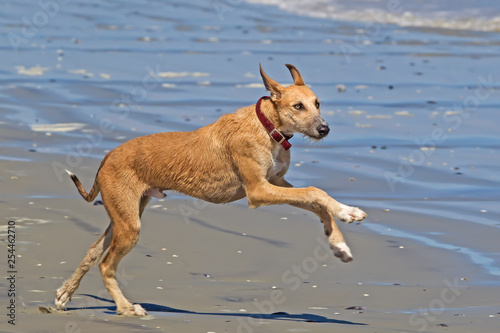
304;132;329;142
309;134;328;141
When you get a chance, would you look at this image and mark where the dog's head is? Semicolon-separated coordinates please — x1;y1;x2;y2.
260;64;329;140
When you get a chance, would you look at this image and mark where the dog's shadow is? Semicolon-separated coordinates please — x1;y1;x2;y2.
66;294;367;325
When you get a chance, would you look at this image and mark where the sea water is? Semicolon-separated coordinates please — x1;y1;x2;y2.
245;0;500;31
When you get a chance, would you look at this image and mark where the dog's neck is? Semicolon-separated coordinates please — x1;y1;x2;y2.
257;97;289;134
255;96;293;150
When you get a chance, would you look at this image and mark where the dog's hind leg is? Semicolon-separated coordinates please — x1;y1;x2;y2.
55;224;113;309
56;191;151;313
98;220;144;315
98;187;148;316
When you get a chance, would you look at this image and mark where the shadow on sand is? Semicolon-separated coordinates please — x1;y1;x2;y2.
63;294;367;326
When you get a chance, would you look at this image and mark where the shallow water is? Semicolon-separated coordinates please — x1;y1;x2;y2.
1;0;499;297
246;0;500;31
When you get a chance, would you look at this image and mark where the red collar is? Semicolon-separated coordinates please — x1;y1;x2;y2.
255;96;293;150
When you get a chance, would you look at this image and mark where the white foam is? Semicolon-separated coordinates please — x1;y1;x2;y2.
31;123;86;132
235;83;265;88
245;0;500;32
67;69;94;77
395;111;414;117
157;72;210;78
15;65;50;76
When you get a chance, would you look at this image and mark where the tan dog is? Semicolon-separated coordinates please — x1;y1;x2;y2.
55;64;367;316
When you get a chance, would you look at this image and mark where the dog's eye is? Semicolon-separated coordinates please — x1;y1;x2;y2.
294;103;303;110
315;100;320;109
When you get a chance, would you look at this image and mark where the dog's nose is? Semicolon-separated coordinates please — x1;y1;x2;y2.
317;124;330;137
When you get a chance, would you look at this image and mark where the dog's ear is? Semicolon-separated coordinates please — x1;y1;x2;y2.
285;64;305;86
260;64;284;101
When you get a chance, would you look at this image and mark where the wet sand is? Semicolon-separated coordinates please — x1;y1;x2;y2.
1;0;500;332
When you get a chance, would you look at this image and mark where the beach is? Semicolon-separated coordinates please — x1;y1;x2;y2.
1;0;500;332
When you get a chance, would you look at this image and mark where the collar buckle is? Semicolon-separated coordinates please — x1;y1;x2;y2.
269;128;285;144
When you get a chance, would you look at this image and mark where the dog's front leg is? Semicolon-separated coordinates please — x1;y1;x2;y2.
244;173;366;224
236;154;366;260
270;178;355;262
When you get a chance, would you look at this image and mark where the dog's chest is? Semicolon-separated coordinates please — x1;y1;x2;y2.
267;147;290;179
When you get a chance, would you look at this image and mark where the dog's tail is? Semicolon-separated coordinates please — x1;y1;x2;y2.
65;169;100;202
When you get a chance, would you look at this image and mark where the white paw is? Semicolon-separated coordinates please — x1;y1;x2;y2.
332;242;353;263
119;304;147;316
337;205;367;223
55;287;71;310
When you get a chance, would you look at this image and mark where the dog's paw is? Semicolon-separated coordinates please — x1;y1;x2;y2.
39;305;61;314
119;304;147;316
337;205;367;223
55;287;71;310
332;242;353;263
